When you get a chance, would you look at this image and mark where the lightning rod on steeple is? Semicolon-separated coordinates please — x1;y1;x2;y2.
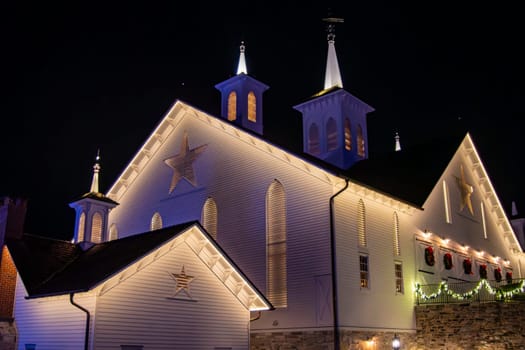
90;149;101;193
321;11;344;90
236;41;248;75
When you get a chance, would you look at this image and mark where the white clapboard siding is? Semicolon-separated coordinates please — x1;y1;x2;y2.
14;277;96;350
92;242;249;350
334;190;417;330
108;109;337;332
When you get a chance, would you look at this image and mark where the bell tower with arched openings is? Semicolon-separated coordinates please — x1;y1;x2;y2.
215;42;269;135
293;15;374;170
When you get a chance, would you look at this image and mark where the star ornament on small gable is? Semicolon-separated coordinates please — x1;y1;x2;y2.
454;164;474;215
164;132;208;194
169;265;195;299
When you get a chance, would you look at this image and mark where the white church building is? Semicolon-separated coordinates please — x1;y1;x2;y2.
7;21;525;350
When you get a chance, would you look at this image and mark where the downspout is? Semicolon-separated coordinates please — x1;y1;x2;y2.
70;293;90;350
330;178;349;350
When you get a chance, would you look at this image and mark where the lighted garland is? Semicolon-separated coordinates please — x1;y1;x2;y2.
415;279;525;301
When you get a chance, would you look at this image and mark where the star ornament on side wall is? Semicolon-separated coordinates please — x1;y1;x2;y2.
169;265;195;299
454;164;474;215
164;132;208;194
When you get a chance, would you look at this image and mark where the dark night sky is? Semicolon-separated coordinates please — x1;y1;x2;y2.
3;2;525;240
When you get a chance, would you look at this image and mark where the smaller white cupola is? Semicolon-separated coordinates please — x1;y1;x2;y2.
215;42;269;135
69;151;118;247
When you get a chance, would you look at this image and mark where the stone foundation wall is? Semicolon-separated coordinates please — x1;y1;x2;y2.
0;319;17;350
250;302;525;349
414;302;525;349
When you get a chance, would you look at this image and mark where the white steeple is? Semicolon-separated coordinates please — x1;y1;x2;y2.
323;16;344;90
236;41;248;75
90;150;101;193
395;132;402;151
512;201;518;216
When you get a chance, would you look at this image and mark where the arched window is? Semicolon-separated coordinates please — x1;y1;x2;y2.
308;123;320;155
393;212;401;256
227;91;237;121
344;118;352;151
443;180;452;224
77;212;85;242
202;197;218;240
91;212;102;243
326;118;337;151
358;199;366;247
266;180;287;308
109;224;118;241
150;212;163;231
357;124;365;157
248;91;256;122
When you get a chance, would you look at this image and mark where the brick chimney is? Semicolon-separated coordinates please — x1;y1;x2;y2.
0;196;28;320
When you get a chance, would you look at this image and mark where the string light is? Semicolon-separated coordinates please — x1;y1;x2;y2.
415;279;525;301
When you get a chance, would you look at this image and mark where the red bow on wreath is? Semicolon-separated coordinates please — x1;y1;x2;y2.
443;253;453;270
463;258;473;275
425;246;435;266
479;264;488;279
494;267;502;282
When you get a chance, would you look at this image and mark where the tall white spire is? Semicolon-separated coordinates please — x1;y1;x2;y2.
323;16;344;90
395;132;402;151
512;201;518;216
90;150;101;193
236;41;248;75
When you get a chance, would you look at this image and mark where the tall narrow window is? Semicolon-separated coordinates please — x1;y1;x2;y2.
358;199;366;247
308;123;320;155
77;212;85;242
344;118;352;151
393;212;401;256
357;124;365;157
326;118;337;151
109;224;118;241
91;212;102;243
394;261;404;294
481;202;488;239
359;254;369;289
266;180;287;308
150;212;163;231
248;91;256;122
227;91;237;121
202;197;218;240
443;180;452;223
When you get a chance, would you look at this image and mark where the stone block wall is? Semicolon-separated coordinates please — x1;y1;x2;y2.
250;302;525;349
0;319;17;350
414;302;525;349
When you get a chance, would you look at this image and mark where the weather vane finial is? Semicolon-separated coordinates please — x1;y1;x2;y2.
322;9;344;42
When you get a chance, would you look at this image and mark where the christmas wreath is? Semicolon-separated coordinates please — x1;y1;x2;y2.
443;252;453;270
463;258;473;275
506;271;513;284
479;264;488;279
424;246;435;266
494;267;502;282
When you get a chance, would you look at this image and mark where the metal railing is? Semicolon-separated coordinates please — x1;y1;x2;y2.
415;278;525;305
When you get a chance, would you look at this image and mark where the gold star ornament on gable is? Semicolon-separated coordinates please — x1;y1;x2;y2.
170;265;195;299
164;132;208;194
454;164;474;215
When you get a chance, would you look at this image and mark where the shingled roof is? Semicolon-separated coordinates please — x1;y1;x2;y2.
7;221;196;298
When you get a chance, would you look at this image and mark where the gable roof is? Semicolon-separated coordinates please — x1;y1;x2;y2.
8;222;273;310
344;132;464;208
